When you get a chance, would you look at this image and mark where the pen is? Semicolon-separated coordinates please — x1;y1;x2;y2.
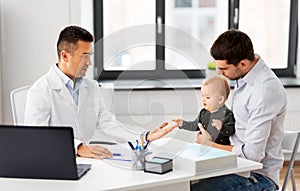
141;137;145;149
144;141;150;150
136;145;142;151
128;141;135;150
89;141;117;145
103;158;131;162
135;140;139;150
113;153;121;156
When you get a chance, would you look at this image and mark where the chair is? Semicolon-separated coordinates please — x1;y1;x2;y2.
281;131;300;191
10;86;31;125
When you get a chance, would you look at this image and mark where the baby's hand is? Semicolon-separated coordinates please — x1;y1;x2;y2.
212;119;222;130
171;119;183;127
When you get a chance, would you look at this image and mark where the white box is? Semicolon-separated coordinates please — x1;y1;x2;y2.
174;143;237;174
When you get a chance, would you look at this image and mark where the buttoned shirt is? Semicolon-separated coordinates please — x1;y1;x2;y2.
53;64;82;106
230;55;287;186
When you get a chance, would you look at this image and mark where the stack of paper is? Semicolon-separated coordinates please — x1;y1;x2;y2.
174;143;237;174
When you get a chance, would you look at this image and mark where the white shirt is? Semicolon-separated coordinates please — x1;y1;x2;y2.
230;56;287;186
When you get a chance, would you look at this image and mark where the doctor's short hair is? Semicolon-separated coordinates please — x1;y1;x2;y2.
57;25;94;59
202;76;230;100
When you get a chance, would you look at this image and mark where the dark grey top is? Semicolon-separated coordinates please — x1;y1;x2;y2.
179;105;235;145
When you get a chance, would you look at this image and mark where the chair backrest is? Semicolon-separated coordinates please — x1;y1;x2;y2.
10;86;31;125
281;131;300;191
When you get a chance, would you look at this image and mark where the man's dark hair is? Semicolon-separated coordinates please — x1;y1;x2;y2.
210;29;255;66
57;25;94;59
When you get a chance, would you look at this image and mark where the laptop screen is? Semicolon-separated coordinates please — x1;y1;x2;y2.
0;125;90;180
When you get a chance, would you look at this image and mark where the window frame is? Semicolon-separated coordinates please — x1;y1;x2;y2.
94;0;298;81
94;0;205;80
229;0;298;77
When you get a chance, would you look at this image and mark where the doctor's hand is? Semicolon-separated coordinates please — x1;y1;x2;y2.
196;123;213;146
77;144;113;160
146;122;178;142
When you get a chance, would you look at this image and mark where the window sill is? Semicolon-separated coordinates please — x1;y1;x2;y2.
279;77;300;88
99;77;300;91
99;79;204;90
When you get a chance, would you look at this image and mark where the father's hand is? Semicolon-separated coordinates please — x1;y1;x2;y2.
196;123;213;146
77;144;113;159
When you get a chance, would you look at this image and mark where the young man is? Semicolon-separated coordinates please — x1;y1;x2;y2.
193;30;287;190
24;25;176;159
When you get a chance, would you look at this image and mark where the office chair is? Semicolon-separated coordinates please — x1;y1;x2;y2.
10;86;31;125
281;131;300;191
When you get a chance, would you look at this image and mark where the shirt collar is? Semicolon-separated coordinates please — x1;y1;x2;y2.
53;64;83;90
236;54;264;88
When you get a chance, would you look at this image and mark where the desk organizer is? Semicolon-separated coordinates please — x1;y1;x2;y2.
144;157;173;174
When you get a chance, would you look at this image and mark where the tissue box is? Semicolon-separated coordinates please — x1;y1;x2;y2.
144;157;173;174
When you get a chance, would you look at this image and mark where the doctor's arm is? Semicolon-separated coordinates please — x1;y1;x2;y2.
24;87;51;125
146;122;178;142
96;85;177;143
25;87;112;159
97;109;177;143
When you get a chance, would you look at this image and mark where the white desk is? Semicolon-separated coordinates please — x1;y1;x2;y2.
0;156;262;191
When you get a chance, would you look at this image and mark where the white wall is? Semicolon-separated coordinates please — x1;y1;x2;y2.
102;88;300;133
101;88;300;160
1;0;300;134
0;0;95;124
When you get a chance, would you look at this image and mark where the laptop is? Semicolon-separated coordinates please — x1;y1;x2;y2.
0;125;91;180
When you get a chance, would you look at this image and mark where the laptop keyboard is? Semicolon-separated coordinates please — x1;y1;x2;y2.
77;168;84;175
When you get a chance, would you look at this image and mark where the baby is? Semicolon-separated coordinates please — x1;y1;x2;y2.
173;76;235;145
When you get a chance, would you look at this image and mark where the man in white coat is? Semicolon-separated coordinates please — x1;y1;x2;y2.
24;25;176;159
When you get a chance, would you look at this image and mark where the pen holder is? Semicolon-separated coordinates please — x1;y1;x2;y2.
131;149;149;170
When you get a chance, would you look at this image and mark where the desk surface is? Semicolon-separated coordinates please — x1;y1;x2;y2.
0;156;262;191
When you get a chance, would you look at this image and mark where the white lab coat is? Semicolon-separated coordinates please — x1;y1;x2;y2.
24;65;144;147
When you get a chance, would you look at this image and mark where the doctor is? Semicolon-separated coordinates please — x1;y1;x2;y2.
24;25;176;159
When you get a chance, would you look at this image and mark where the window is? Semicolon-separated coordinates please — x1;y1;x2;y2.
229;0;297;77
164;0;228;70
94;0;297;80
102;0;156;71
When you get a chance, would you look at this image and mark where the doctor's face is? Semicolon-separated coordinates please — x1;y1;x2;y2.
69;40;93;78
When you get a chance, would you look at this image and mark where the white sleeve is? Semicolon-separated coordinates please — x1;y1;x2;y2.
94;84;148;143
24;85;51;126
